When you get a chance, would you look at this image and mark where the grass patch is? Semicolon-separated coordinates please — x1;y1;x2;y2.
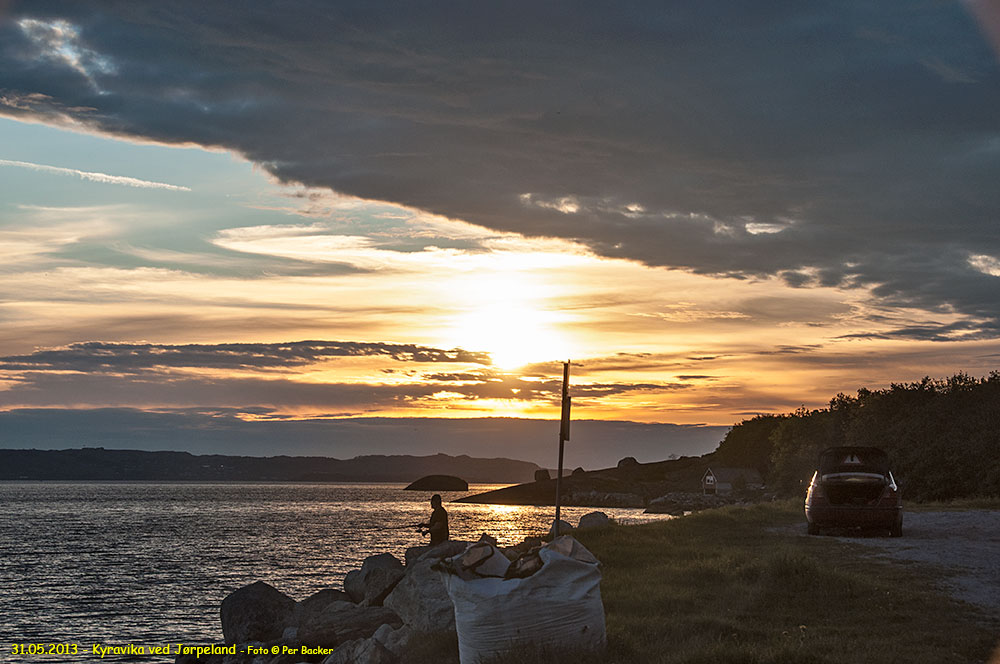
408;502;997;663
907;496;1000;510
577;502;996;663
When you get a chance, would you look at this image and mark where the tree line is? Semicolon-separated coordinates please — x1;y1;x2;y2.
713;372;1000;501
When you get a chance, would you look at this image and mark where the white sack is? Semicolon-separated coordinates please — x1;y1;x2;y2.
451;541;511;579
441;536;606;664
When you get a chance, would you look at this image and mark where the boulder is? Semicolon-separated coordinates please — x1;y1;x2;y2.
534;469;551;481
320;636;396;664
290;588;352;644
572;466;586;476
577;511;611;530
300;588;351;619
404;474;468;491
372;624;414;658
384;557;457;634
404;540;469;567
345;553;405;603
361;567;405;607
548;519;575;537
299;600;402;647
474;533;498;547
220;581;296;645
617;456;639;469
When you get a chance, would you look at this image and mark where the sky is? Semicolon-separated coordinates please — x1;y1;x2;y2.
1;1;999;466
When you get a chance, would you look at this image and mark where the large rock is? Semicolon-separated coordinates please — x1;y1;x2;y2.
345;553;405;603
577;511;611;530
300;588;351;618
548;519;575;537
299;588;351;617
322;624;415;664
617;456;639;469
320;637;396;664
317;623;415;664
404;474;468;491
403;540;469;567
292;588;352;643
534;469;551;481
299;600;402;647
384;557;456;634
361;567;405;607
220;581;296;644
372;624;414;658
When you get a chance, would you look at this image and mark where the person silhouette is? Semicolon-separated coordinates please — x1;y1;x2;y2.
420;494;449;545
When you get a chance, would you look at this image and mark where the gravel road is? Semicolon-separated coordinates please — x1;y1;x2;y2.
799;510;1000;614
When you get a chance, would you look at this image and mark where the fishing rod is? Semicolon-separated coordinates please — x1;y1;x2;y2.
383;523;425;530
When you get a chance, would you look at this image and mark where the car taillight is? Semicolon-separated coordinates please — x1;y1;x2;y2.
809;480;825;500
877;484;898;506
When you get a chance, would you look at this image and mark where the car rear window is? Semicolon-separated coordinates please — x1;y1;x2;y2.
818;447;889;475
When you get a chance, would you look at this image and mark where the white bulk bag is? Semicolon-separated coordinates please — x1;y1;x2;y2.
441;536;606;664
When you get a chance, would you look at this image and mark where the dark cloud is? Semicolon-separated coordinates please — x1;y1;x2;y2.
2;2;1000;332
0;342;690;409
0;371;445;412
0;340;491;373
755;345;825;356
837;318;1000;342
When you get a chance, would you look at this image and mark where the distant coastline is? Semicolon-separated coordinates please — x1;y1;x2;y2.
0;448;539;483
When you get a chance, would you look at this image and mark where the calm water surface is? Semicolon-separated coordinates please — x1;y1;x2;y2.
0;482;668;662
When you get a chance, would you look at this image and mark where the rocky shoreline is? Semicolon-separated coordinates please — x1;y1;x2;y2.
643;491;767;515
178;511;613;664
455;454;773;515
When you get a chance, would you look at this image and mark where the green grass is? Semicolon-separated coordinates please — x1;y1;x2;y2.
408;502;998;663
907;496;1000;511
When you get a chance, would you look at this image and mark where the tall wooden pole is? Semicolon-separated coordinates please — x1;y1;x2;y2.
554;360;571;536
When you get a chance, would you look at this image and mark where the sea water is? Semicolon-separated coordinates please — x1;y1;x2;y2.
0;482;668;662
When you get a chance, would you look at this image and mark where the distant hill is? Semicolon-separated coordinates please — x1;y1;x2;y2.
0;448;540;483
0;410;727;469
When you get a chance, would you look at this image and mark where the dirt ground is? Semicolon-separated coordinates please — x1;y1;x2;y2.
797;510;1000;614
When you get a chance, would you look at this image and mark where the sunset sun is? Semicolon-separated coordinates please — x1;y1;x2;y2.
450;305;568;369
442;271;573;369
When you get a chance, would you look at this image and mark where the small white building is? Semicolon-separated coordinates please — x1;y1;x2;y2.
702;467;764;495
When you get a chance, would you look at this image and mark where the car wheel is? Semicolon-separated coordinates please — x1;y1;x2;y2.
889;516;902;538
807;522;820;536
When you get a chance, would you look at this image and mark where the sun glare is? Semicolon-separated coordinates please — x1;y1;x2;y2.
450;307;567;369
442;272;573;369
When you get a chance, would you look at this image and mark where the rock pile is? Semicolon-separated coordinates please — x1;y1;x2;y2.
564;489;645;507
176;540;467;664
178;512;615;664
644;491;739;515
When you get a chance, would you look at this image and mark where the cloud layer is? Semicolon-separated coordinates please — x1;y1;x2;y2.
0;158;190;190
0;340;695;416
2;1;999;337
0;340;491;372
